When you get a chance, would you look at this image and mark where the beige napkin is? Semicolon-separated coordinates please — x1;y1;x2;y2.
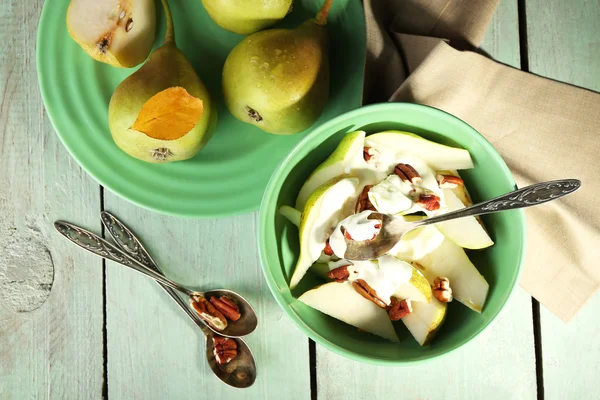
363;0;600;322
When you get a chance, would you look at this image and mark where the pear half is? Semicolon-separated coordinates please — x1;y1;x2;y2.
402;297;447;346
435;189;494;249
67;0;156;68
298;282;400;342
414;238;489;312
364;131;474;171
296;131;366;210
290;175;359;289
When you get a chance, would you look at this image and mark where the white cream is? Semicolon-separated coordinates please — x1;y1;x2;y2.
367;174;413;214
328;210;381;258
328;256;412;305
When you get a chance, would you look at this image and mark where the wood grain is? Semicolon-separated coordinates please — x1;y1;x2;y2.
316;2;538;399
102;195;311;399
526;1;600;399
0;0;103;398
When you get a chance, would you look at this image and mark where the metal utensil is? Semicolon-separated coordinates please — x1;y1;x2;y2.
99;211;256;389
343;179;582;261
54;220;258;338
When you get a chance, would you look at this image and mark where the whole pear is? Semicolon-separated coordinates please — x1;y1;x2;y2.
108;0;217;163
202;0;294;35
222;0;332;135
66;0;156;68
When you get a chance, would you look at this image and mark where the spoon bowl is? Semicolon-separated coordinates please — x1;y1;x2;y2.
205;331;257;388
202;289;258;338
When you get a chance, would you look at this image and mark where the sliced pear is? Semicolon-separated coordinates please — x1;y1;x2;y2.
309;263;331;281
290;176;359;289
279;205;301;227
395;268;433;303
414;238;489;312
67;0;156;68
298;282;399;342
435;189;494;249
377;255;432;303
296;131;366;210
389;215;445;261
364;131;474;171
402;297;447;346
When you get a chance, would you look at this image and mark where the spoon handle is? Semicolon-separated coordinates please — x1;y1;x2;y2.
99;212;209;333
54;221;195;297
417;179;581;227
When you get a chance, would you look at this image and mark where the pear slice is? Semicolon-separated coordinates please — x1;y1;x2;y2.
435;189;494;249
389;215;445;261
296;131;366;210
298;282;400;342
414;238;489;312
395;267;433;303
401;297;447;346
290;175;359;289
364;131;474;171
67;0;156;68
279;205;301;227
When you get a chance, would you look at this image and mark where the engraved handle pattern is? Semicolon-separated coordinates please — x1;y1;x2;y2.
100;212;210;332
54;221;194;296
417;179;581;227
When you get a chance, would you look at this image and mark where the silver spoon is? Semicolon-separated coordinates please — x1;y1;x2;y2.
99;211;256;388
54;220;258;338
343;178;582;261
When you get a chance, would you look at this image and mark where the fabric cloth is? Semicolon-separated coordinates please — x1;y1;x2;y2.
363;0;600;322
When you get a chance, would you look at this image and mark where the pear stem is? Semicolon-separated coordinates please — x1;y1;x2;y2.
315;0;333;26
160;0;175;44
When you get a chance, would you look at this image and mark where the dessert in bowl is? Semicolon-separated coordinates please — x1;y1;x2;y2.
258;103;525;364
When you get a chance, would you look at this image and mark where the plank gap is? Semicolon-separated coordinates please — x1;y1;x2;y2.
100;186;109;400
531;299;545;400
309;339;317;400
517;0;530;72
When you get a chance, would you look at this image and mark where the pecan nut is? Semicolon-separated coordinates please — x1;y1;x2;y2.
394;163;422;184
388;297;412;321
432;277;453;303
323;239;334;256
363;147;379;163
191;295;227;331
352;279;387;309
213;335;238;365
328;265;351;282
411;188;441;211
355;185;376;213
210;296;241;321
436;174;464;189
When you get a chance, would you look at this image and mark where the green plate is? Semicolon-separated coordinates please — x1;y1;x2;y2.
258;103;526;364
37;0;365;218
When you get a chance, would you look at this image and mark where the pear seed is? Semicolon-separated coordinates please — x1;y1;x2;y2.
119;10;125;20
126;18;133;32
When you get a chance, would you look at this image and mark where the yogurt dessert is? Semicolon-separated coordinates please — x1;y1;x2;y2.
280;130;493;346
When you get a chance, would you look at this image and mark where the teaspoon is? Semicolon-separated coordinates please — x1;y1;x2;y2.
343;179;582;261
54;220;258;338
99;211;257;388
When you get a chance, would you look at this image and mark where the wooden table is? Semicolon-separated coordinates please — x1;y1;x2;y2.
2;1;599;398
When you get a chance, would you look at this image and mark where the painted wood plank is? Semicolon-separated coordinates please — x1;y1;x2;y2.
103;195;311;399
525;1;600;399
0;0;104;398
316;2;538;399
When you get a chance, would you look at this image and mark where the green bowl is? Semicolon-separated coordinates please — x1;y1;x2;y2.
258;102;526;365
